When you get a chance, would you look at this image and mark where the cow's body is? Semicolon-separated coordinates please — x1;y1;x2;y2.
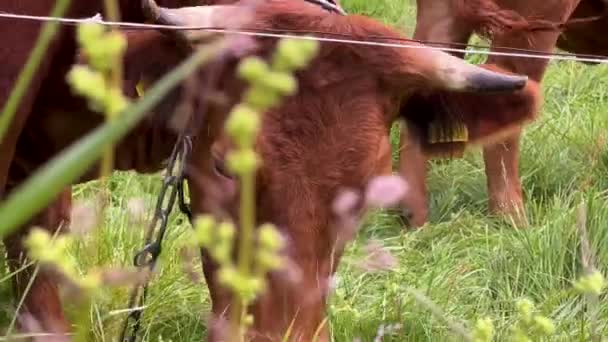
400;0;607;227
0;1;203;337
2;0;540;340
129;1;539;340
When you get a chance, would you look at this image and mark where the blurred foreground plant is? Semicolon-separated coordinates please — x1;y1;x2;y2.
187;38;319;342
68;21;129;190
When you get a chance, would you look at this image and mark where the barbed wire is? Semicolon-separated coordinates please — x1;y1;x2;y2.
0;11;607;64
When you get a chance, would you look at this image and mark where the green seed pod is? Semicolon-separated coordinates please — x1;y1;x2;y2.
256;250;283;271
274;38;319;71
510;327;531;342
78;23;106;48
218;266;238;287
211;241;232;264
259;71;297;96
258;223;284;252
248;276;264;295
67;66;108;106
244;86;281;112
225;104;260;147
193;215;217;247
238;57;270;82
106;88;129;117
104;31;127;60
532;316;555;336
217;221;236;243
472;318;494;342
226;149;260;175
574;271;605;296
516;298;535;324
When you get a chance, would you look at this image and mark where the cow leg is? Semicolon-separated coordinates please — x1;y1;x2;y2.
2;187;72;339
399;126;430;227
482;132;526;224
483;0;582;226
398;1;473;227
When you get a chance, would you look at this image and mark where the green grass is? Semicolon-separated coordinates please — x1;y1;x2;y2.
2;0;608;340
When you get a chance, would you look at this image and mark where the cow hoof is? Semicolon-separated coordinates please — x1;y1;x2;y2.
489;203;528;228
399;208;427;230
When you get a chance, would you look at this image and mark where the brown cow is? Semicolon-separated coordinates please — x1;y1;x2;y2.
400;0;606;227
0;0;206;337
135;1;539;340
3;0;539;340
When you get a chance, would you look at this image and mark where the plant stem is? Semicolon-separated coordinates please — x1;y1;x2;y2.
0;0;72;141
231;169;256;341
100;0;123;183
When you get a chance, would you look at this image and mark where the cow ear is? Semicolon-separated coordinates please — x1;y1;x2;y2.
400;64;541;157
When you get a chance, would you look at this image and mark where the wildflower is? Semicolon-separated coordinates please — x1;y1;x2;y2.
574;270;605;296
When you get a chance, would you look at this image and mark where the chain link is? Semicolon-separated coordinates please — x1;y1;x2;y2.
119;134;192;342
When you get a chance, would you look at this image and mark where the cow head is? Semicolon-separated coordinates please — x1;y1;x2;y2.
131;0;535;340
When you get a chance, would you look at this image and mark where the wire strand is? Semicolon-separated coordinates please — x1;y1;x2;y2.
0;11;607;64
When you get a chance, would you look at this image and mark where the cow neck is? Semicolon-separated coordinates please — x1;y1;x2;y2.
303;0;346;15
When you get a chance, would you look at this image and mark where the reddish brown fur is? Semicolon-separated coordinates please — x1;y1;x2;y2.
2;0;539;340
0;0;206;337
401;0;605;227
184;1;540;340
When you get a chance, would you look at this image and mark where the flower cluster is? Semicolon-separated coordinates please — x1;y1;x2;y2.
67;23;129;117
189;37;319;339
509;298;556;341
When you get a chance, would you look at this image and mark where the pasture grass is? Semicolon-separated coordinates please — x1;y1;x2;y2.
2;0;608;340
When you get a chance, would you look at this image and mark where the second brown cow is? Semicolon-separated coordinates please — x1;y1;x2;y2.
400;0;607;227
3;0;541;340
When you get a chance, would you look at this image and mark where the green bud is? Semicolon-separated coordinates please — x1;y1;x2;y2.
244;86;281;112
217;221;236;243
218;266;238;287
258;224;283;252
67;66;107;109
226;149;260;175
105;87;129;116
510;327;531;342
193;215;216;247
274;38;319;71
516;298;535;323
248;276;264;295
225;105;260;147
211;241;232;264
256;250;283;271
24;229;52;261
532;316;555;336
104;31;127;61
574;271;605;296
472;318;494;342
259;72;297;96
78;23;105;48
238;57;270;82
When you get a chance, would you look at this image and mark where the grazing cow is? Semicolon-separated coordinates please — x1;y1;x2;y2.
400;0;607;227
134;1;539;340
3;0;539;340
0;0;206;336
